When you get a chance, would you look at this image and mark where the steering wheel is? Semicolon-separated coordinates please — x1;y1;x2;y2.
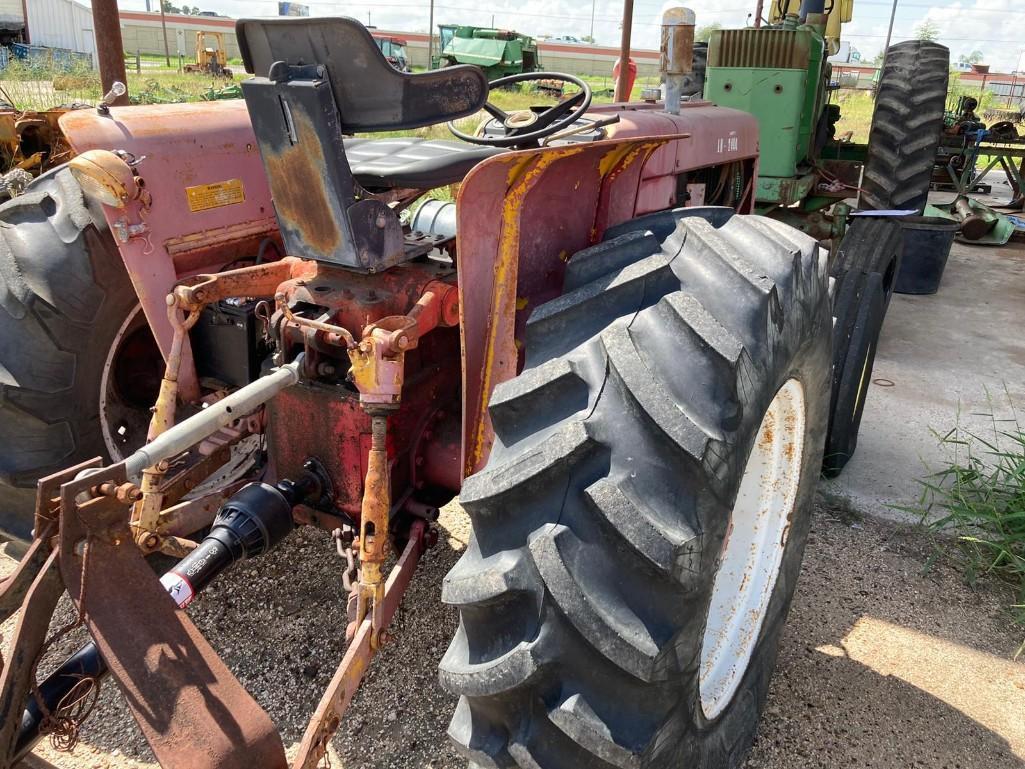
448;71;593;148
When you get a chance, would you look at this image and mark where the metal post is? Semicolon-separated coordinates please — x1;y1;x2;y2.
754;0;764;27
615;0;635;102
427;0;435;68
878;0;899;78
91;0;129;106
158;0;171;67
19;0;29;42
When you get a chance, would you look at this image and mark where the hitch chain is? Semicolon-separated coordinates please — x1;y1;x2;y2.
332;525;358;594
29;536;102;752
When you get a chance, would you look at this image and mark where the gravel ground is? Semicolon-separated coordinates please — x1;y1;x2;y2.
3;498;1024;769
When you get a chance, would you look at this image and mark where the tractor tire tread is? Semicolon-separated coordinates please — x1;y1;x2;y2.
441;209;832;767
861;40;949;213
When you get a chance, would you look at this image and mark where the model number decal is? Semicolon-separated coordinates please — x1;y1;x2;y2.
186;178;246;212
716;136;740;154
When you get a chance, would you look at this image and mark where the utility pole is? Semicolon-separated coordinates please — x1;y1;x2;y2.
19;0;29;42
158;0;171;67
614;0;634;101
878;0;899;77
91;0;129;105
754;0;764;27
427;0;435;67
589;0;596;41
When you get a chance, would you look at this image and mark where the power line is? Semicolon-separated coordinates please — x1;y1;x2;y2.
845;32;1025;42
856;0;1017;11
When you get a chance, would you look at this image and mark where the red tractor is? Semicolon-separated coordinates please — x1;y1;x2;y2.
0;16;832;768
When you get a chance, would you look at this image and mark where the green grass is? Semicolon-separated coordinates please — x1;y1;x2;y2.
0;58;238;109
905;394;1025;656
0;60;656;114
831;89;875;144
367;78;653;142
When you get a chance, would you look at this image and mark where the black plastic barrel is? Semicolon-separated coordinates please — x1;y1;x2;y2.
894;216;960;295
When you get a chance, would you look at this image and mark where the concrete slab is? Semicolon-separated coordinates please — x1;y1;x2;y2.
822;201;1025;522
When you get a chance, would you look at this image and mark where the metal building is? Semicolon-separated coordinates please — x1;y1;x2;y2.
23;0;97;60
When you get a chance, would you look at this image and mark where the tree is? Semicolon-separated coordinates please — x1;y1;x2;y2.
695;22;722;43
957;50;984;66
914;19;940;42
581;35;595;44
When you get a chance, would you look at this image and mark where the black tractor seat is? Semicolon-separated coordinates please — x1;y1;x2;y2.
343;137;504;190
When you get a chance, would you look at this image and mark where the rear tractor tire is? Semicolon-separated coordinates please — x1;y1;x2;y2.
441;209;832;767
0;168;161;542
860;40;949;213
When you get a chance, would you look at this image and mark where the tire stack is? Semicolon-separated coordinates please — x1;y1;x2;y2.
821;39;949;477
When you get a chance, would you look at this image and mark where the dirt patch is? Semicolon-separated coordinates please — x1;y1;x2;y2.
4;500;1023;768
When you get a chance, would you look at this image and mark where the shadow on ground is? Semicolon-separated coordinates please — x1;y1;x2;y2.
10;501;1024;768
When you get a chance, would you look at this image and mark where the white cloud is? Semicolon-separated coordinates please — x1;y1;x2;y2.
120;0;1024;70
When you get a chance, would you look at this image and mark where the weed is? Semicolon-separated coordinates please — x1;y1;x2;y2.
907;392;1025;655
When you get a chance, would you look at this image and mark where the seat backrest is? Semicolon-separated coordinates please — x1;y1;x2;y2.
237;17;489;133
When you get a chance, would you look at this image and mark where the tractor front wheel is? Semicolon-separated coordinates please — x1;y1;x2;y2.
441;210;831;767
0;169;161;542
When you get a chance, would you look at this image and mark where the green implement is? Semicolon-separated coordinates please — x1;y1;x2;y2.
433;25;541;80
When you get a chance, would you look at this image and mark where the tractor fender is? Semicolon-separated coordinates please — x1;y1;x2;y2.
58;101;277;378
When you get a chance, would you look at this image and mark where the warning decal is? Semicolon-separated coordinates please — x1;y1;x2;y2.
160;571;196;608
185;178;246;212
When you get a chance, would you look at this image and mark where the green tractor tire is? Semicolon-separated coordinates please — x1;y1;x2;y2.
861;40;949;213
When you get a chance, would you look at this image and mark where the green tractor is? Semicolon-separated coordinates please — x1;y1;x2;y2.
705;0;948;237
702;0;950;474
433;25;541;79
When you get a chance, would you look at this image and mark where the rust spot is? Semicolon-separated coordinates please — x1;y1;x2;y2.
759;409;776;448
263;109;342;255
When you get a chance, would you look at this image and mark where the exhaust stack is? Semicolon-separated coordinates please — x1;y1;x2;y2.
661;7;695;115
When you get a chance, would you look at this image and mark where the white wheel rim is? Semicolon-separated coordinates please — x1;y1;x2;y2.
99;304;154;461
699;378;806;720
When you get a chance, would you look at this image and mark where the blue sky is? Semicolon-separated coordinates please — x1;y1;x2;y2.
119;0;1025;71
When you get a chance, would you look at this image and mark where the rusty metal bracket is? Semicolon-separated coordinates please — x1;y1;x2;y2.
0;533;55;627
56;463;288;769
0;549;63;767
352;413;391;650
173;257;312;312
131;301;202;541
292;520;426;769
347;280;458;408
